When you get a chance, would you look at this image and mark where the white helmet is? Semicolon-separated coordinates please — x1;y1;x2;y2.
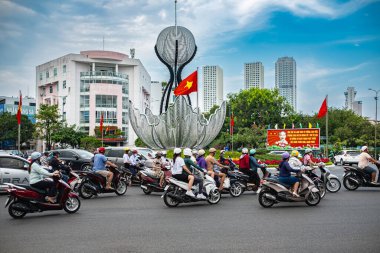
173;148;182;154
183;148;192;156
162;150;167;155
31;152;42;161
192;149;198;155
242;148;248;154
198;149;205;156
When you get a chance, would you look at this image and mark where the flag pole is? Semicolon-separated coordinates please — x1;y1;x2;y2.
18;124;21;152
196;67;199;147
326;95;328;157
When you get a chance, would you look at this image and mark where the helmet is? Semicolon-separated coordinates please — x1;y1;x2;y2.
361;146;368;152
162;150;167;156
43;151;49;155
305;148;312;154
291;150;299;157
173;148;182;154
282;152;290;160
183;148;192;156
242;148;248;154
98;147;106;153
220;150;225;154
156;151;162;157
132;149;138;154
249;149;256;155
209;148;216;153
198;149;205;156
125;147;130;151
192;149;198;155
31;152;42;161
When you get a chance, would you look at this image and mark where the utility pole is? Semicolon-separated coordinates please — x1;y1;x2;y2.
369;88;379;159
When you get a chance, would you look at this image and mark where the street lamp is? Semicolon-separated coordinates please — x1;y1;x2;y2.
369;88;379;159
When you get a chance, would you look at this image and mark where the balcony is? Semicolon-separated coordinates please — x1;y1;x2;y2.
80;71;128;80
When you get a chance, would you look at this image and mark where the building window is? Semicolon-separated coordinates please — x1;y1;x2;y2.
95;111;117;123
39;73;42;81
63;65;66;73
63;80;66;89
54;68;57;77
80;111;89;123
79;126;89;134
80;95;89;108
80;80;89;92
122;112;128;124
96;95;117;108
46;71;49;78
49;86;53;93
29;103;36;106
122;97;128;109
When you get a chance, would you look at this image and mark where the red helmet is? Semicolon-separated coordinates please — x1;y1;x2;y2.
98;147;106;153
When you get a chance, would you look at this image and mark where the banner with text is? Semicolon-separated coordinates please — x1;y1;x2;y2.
267;128;320;150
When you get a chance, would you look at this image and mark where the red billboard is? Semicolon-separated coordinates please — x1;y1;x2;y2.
267;128;320;150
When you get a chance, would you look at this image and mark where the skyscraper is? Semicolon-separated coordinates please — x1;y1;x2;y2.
344;87;357;110
203;65;223;112
275;57;297;111
244;62;264;89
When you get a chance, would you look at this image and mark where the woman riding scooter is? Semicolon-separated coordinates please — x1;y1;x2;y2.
278;152;303;197
29;152;60;203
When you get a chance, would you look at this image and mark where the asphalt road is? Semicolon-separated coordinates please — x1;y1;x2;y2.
0;166;379;253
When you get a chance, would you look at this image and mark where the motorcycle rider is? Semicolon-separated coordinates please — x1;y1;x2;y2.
153;152;165;187
123;147;131;170
278;152;303;197
129;149;139;178
303;148;317;167
289;150;303;169
40;151;50;167
206;148;229;191
191;149;198;163
184;148;207;199
28;152;60;203
93;147;118;190
358;146;380;184
50;151;70;182
248;149;266;190
171;148;197;198
219;150;230;168
197;149;215;178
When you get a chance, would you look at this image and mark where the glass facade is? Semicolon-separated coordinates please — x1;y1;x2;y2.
80;111;89;123
80;95;89;108
96;95;117;108
95;111;117;123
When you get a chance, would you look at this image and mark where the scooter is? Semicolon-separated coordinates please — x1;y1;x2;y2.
78;166;128;199
217;159;245;197
258;167;321;208
316;163;341;193
343;163;380;190
304;166;327;199
4;176;81;219
67;170;87;192
161;171;221;207
140;162;172;195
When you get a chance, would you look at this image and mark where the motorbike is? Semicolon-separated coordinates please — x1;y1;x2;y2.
218;159;245;197
4;176;81;219
258;167;321;208
343;163;380;191
304;165;327;198
78;166;128;199
315;163;341;193
127;161;145;185
161;171;221;207
140;162;172;194
67;170;87;192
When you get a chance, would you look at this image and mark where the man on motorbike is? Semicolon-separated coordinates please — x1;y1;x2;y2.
358;146;380;184
219;150;230;168
278;152;303;197
129;149;139;178
93;147;118;190
248;149;266;190
206;148;229;191
197;149;215;178
29;152;60;203
184;148;207;199
171;148;198;198
123;147;131;170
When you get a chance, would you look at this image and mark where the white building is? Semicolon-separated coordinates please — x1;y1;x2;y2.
150;81;163;115
244;62;264;89
36;50;151;150
275;57;297;111
344;87;357;110
202;65;223;112
352;101;362;116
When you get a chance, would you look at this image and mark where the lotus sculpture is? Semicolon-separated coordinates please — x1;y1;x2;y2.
129;96;226;149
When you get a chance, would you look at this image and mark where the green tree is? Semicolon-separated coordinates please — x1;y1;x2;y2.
51;124;84;148
80;136;101;151
0;112;34;145
35;104;61;151
135;137;148;147
203;104;220;120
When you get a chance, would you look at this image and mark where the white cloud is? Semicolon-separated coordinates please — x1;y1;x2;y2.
0;0;36;16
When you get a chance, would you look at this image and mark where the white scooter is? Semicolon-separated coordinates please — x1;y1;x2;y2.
161;171;221;207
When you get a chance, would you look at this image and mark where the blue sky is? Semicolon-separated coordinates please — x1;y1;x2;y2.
0;0;379;119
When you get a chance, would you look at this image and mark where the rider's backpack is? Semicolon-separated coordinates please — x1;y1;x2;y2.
239;154;250;169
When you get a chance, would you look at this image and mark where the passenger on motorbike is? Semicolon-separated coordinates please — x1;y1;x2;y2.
206;148;229;191
171;148;197;198
303;148;317;167
129;150;139;178
248;149;266;189
289;150;303;169
197;149;215;178
40;151;50;167
28;152;60;203
191;149;198;163
93;147;118;190
358;146;380;184
153;152;165;187
183;148;207;199
123;147;131;170
278;152;303;197
219;150;230;168
50;151;70;182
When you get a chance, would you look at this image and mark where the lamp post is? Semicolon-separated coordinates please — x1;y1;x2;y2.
369;88;379;159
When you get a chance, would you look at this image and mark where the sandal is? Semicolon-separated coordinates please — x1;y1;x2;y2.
292;192;300;198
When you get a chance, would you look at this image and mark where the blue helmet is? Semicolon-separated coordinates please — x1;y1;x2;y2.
249;149;256;155
282;152;290;160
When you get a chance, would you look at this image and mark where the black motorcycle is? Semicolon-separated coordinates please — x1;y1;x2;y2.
343;164;380;190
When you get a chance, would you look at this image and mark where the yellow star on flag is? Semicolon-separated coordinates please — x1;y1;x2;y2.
185;81;193;89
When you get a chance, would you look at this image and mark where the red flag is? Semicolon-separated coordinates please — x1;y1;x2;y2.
16;91;22;125
230;112;234;135
174;71;198;96
100;112;104;133
317;97;328;118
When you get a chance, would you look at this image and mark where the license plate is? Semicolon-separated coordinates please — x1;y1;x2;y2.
164;185;169;191
4;197;11;207
140;185;148;190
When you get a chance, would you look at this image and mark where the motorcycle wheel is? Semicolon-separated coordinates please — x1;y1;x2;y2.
229;183;243;197
8;202;27;219
142;187;152;195
79;183;94;199
315;180;326;199
258;190;275;208
163;189;180;207
115;181;127;196
63;196;81;214
81;164;92;171
207;189;221;204
343;175;359;191
326;178;341;193
305;192;321;206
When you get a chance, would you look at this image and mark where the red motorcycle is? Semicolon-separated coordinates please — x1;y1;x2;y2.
4;177;81;219
78;166;128;199
140;163;172;195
